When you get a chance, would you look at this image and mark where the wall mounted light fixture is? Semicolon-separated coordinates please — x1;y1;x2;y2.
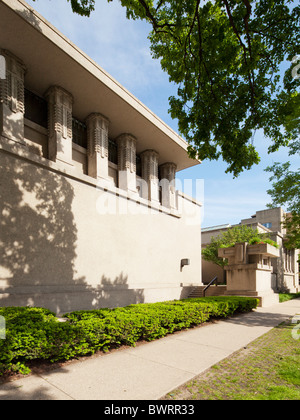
181;258;190;271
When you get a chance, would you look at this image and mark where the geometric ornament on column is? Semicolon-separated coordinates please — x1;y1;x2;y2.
159;162;177;209
116;133;137;193
44;85;73;167
141;149;159;202
86;113;109;181
0;49;26;144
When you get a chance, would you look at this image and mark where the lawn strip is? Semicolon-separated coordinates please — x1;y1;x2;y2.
163;319;300;400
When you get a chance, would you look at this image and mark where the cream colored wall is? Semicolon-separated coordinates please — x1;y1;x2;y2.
108;163;118;187
201;257;225;285
0;146;202;314
24;119;48;158
72;143;87;175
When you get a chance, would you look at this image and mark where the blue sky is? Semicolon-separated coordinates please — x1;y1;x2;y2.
26;0;298;227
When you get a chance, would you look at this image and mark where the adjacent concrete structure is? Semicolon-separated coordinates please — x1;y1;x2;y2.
219;242;280;307
202;208;299;294
0;0;202;314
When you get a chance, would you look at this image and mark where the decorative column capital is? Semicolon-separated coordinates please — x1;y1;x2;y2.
159;162;177;182
85;112;109;125
0;49;26;144
141;148;158;158
44;85;73;106
86;112;110;181
86;113;110;157
45;85;73;166
140;149;159;202
0;49;26;114
0;49;26;83
140;149;159;157
159;162;177;209
116;133;137;173
116;133;137;193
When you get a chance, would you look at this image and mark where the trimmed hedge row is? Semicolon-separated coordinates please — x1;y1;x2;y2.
0;296;258;375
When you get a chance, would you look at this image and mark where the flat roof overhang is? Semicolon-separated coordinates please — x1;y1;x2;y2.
0;0;201;172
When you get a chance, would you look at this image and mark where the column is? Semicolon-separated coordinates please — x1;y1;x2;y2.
141;149;159;202
0;55;5;80
159;162;177;209
86;113;109;182
116;133;137;193
0;49;26;144
45;85;73;167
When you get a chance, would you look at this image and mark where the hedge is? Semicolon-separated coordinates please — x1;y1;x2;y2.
0;296;258;375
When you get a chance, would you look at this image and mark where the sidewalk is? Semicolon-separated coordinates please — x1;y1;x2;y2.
0;299;299;400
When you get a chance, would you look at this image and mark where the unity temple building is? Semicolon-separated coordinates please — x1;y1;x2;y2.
0;0;202;313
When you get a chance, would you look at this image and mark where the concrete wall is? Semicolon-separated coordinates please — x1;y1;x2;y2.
201;222;269;285
241;208;286;235
0;142;202;314
202;217;299;293
24;119;48;159
201;252;225;285
0;5;203;314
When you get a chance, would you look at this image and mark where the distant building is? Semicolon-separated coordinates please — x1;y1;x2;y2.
202;208;299;293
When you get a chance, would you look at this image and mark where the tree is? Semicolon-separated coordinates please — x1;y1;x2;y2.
266;139;300;251
65;0;95;16
202;225;270;268
33;0;300;177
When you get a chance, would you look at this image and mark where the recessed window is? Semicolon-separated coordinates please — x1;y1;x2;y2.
24;89;48;128
108;139;117;164
136;155;141;177
72;117;87;148
262;222;272;229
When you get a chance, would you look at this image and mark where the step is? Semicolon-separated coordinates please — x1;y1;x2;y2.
188;285;227;298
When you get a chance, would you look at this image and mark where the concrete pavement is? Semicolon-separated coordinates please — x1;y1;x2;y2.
0;298;299;400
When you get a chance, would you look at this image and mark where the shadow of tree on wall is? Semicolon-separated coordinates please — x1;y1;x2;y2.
98;273;145;308
0;7;145;314
0;150;80;313
0;150;144;313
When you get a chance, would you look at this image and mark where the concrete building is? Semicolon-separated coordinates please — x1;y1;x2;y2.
0;0;202;314
202;208;300;293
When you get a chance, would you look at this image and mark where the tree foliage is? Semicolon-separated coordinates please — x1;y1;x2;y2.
40;0;300;177
202;225;269;267
66;0;95;16
266;139;300;250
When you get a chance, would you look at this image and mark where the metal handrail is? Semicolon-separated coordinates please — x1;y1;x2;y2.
203;276;218;297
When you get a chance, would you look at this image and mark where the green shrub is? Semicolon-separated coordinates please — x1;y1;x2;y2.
248;237;279;248
279;293;300;303
0;297;258;376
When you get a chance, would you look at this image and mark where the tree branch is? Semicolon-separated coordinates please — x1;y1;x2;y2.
222;0;248;57
241;0;256;113
222;0;256;114
183;0;200;68
137;0;175;33
196;6;217;102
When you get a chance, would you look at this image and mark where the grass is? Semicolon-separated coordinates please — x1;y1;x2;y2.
163;318;300;400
